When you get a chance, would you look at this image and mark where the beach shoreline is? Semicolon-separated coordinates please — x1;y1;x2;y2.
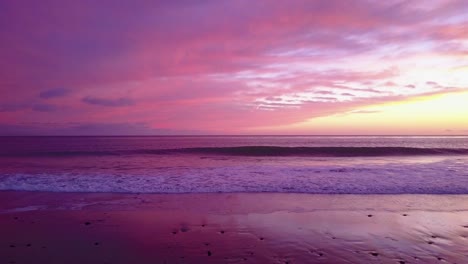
1;191;468;263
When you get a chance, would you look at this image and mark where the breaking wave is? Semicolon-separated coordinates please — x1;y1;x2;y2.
3;146;468;157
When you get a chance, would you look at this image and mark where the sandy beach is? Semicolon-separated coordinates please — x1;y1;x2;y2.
3;0;468;261
1;191;467;263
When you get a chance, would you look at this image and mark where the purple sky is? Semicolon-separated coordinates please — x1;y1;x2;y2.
1;0;468;135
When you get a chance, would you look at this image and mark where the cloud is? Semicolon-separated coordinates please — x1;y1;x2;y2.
1;0;464;89
315;91;335;95
82;96;135;107
264;96;283;102
445;128;468;134
0;122;206;136
1;102;59;112
350;110;382;114
68;123;194;135
39;88;71;99
32;103;58;112
0;1;467;134
0;104;26;112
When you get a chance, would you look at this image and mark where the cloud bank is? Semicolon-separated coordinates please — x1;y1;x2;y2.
0;0;467;134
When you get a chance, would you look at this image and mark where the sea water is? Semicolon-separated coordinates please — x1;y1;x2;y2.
0;136;467;194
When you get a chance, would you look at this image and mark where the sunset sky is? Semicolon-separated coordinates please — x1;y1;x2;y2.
1;0;467;135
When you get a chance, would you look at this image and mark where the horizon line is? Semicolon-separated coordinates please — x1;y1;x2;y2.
1;134;468;137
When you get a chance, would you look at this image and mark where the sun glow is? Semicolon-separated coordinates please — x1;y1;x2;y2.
257;90;468;135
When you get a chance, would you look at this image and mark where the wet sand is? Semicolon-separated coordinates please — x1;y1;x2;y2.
1;192;468;263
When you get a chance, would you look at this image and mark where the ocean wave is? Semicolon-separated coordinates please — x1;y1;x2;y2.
1;158;467;194
175;146;468;156
2;146;468;157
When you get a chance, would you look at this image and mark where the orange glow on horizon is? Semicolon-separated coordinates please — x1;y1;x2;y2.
250;90;468;135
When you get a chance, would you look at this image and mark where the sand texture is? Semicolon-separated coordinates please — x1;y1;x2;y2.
1;192;468;263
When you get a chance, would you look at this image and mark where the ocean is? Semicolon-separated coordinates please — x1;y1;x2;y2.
0;136;467;194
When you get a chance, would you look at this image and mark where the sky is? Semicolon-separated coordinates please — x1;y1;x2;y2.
1;0;467;135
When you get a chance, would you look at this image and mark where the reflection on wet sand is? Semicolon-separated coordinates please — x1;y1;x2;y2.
1;192;467;263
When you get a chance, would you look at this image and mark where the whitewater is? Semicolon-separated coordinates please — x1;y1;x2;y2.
1;136;467;194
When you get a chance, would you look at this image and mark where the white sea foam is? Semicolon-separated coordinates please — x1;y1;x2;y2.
1;158;467;194
0;205;48;213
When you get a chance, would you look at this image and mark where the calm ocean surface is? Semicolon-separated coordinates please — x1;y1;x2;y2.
0;136;467;194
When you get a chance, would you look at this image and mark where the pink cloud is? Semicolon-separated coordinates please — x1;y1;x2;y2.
1;0;467;134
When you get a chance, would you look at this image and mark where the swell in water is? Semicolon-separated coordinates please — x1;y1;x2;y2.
2;146;468;157
1;137;468;194
173;146;468;156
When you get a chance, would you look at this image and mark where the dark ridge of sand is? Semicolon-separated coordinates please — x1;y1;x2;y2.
1;192;468;263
